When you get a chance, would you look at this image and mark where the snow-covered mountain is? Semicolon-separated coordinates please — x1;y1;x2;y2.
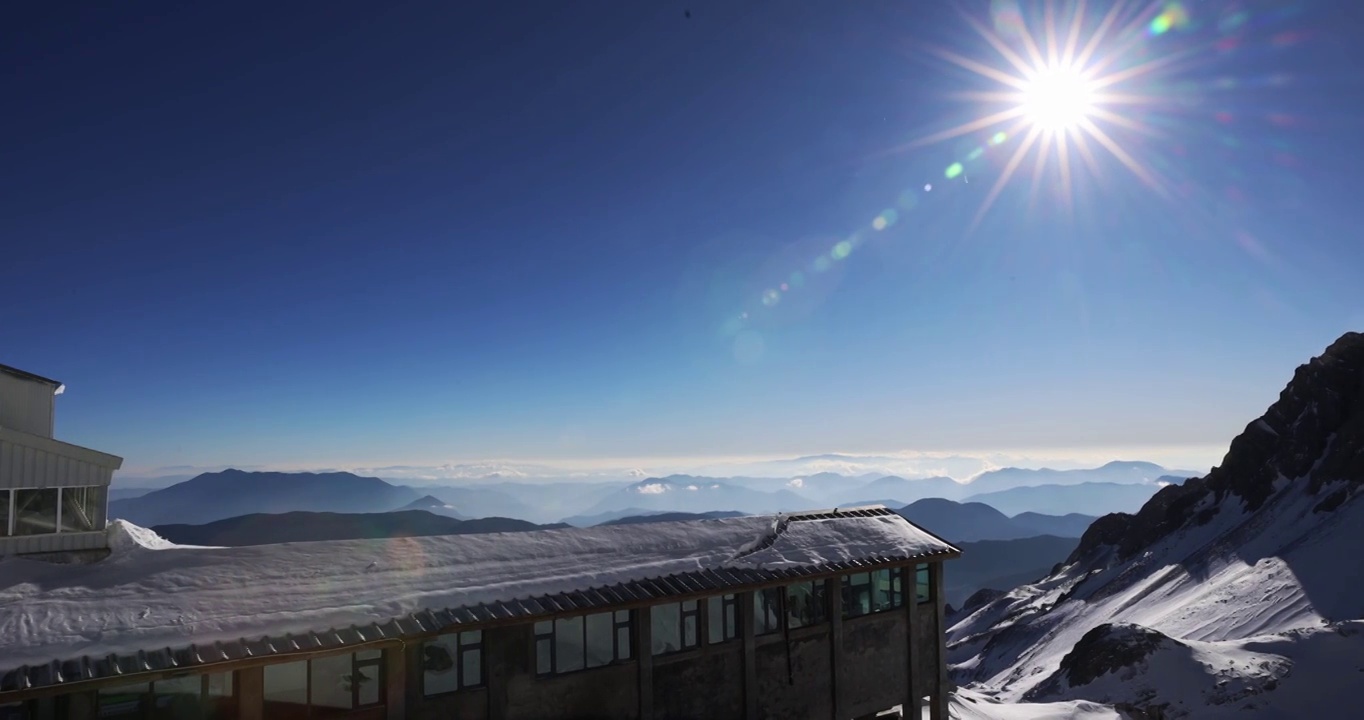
947;332;1364;718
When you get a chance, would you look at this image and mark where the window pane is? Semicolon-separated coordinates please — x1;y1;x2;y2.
536;638;552;675
460;630;481;645
98;682;148;719
151;675;201;718
585;612;614;667
651;603;682;655
787;581;826;628
423;635;460;696
615;610;629;623
916;566;931;604
555;616;585;673
13;489;57;536
845;573;871;617
60;487;100;533
872;569;894;612
707;596;724;644
682;612;697;648
534;621;552;636
205;673;235;720
616;626;631;660
725;598;737;639
310;654;354;710
754;589;780;635
462;648;482;688
263;661;308;710
0;492;10;537
354;662;381;707
354;648;381;662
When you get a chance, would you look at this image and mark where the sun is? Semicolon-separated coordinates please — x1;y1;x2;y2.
1019;64;1095;132
904;1;1182;227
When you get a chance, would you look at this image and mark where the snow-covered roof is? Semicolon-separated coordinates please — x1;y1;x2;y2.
0;505;957;693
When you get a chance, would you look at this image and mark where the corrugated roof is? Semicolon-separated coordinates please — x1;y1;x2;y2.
0;506;958;694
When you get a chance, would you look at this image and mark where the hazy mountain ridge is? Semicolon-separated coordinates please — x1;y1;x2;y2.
896;498;1097;542
152;509;563;547
947;332;1364;718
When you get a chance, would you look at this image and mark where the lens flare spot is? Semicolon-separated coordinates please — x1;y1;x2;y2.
761;289;781;307
990;0;1026;38
924;183;933;192
990;131;1007;145
1149;3;1190;36
779;283;789;292
788;271;805;288
812;255;832;273
945;162;964;179
966;147;985;161
872;216;888;231
831;241;853;260
877;209;899;229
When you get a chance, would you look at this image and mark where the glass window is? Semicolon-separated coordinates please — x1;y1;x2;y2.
0;492;10;537
555;616;585;673
264;661;309;710
843;573;872;618
263;653;384;716
205;672;236;719
916;565;931;604
12;489;57;536
585;612;614;667
707;594;739;644
871;568;903;612
753;587;782;635
423;630;483;696
151;675;200;717
786;581;828;629
651;603;680;655
60;486;101;533
97;682;148;719
535;611;632;675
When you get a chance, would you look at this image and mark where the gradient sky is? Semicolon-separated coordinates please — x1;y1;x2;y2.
4;1;1362;476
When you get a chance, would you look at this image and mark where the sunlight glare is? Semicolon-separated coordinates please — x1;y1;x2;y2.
1020;64;1095;132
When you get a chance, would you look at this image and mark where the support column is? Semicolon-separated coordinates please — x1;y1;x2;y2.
639;606;654;720
238;666;264;720
64;691;96;720
904;565;921;720
741;592;758;720
930;562;949;720
385;644;407;720
828;577;845;720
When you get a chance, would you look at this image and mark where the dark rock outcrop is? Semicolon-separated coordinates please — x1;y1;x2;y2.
1026;623;1178;701
1069;332;1364;564
959;588;1006;616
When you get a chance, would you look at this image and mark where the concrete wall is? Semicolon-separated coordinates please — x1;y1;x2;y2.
755;629;833;720
0;372;54;438
491;624;639;720
911;597;939;708
839;611;910;718
652;644;743;720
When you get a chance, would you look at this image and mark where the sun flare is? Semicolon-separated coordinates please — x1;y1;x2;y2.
1019;64;1095;132
906;1;1188;227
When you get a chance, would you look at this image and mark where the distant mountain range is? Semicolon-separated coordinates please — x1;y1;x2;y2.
896;498;1097;543
942;535;1079;607
576;476;812;517
962;481;1167;517
109;470;423;526
398;495;468;520
600;511;746;526
152;509;562;546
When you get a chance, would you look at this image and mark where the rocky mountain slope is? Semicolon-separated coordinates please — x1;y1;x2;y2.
947;332;1364;718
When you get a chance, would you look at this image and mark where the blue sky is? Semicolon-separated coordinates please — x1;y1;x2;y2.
4;1;1361;476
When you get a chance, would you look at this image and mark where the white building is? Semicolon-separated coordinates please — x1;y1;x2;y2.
0;362;123;558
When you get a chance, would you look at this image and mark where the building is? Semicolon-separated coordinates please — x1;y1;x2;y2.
0;363;123;559
0;505;960;720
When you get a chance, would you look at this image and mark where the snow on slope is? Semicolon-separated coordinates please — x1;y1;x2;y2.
947;333;1364;718
0;509;950;673
943;689;1123;720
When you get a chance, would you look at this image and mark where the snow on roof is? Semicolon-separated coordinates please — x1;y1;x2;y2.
0;506;956;688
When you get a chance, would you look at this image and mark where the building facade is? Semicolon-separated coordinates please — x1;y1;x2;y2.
0;363;123;558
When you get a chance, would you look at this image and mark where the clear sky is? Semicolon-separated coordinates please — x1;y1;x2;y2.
4;1;1361;476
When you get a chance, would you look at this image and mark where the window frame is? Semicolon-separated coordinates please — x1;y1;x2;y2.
94;672;237;719
534;609;633;676
262;651;385;715
3;486;105;537
752;586;783;636
421;630;484;697
785;579;829;629
706;593;740;645
843;567;906;619
916;565;932;605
